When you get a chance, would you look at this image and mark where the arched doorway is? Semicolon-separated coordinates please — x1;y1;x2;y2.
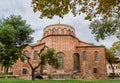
73;53;80;72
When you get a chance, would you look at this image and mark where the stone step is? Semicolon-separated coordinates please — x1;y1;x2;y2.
50;74;72;79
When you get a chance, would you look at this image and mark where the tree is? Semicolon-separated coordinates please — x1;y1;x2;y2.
0;24;18;73
0;42;5;70
89;13;120;41
0;15;34;73
110;40;120;56
105;50;116;74
24;45;59;80
2;15;34;47
105;49;119;75
0;24;17;45
31;0;120;20
31;0;120;42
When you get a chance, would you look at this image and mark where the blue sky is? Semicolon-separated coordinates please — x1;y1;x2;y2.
0;0;118;48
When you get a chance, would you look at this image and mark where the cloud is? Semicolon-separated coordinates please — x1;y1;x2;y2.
31;26;43;42
0;0;118;48
0;0;25;17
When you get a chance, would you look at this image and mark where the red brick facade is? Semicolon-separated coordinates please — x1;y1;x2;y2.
13;24;107;79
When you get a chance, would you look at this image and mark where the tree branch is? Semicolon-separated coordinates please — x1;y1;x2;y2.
34;62;41;70
38;44;49;57
27;59;33;70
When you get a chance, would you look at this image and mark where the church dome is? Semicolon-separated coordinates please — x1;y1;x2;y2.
43;24;75;37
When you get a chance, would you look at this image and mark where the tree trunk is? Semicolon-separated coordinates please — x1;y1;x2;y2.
31;69;35;81
110;63;115;76
1;65;3;71
4;67;9;74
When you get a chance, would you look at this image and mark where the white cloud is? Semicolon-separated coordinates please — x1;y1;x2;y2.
0;0;118;48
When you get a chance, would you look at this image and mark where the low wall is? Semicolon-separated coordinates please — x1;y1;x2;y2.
0;76;16;79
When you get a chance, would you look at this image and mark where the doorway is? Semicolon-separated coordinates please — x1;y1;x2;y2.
73;53;80;72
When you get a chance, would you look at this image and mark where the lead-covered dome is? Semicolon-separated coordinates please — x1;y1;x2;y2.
43;24;75;37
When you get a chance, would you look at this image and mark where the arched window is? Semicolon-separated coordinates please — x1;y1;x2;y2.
58;28;62;34
22;68;27;74
82;51;86;61
23;50;29;59
73;53;80;72
34;51;38;60
57;53;64;69
94;51;98;61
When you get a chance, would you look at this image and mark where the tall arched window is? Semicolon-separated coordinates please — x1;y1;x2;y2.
34;51;38;60
94;51;98;61
23;50;29;59
73;53;80;72
82;51;86;61
57;53;64;69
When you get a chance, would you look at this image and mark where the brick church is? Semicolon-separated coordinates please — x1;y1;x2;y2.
13;24;107;79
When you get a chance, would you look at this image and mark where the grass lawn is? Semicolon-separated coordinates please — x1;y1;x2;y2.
0;79;120;83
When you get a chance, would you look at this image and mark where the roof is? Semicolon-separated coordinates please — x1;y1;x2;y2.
43;24;75;32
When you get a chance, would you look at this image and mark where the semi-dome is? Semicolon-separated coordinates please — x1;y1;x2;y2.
43;24;75;37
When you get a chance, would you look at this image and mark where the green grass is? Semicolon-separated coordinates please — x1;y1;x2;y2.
0;79;120;83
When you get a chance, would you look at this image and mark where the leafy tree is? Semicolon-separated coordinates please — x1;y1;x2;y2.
0;24;17;73
0;42;5;70
105;50;115;74
2;15;34;47
0;24;17;45
31;0;120;42
0;15;34;73
110;40;120;56
0;43;5;58
31;0;120;20
105;49;119;75
89;14;120;41
24;45;59;80
105;41;120;76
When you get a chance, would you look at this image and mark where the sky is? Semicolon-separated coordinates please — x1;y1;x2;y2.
0;0;118;48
